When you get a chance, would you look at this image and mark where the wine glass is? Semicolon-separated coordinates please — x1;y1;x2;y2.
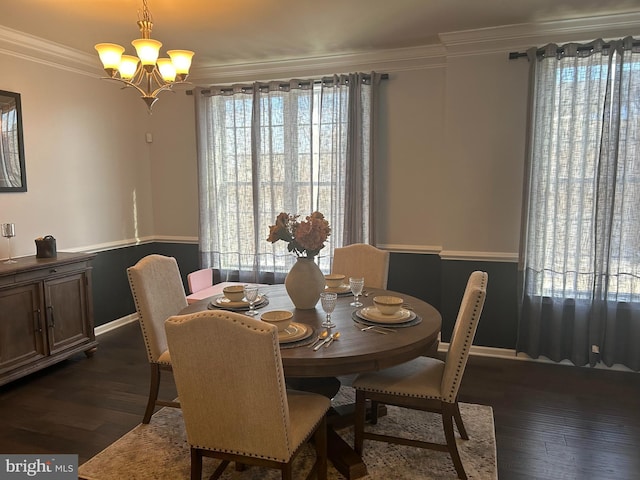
243;284;260;316
349;277;364;307
1;223;16;264
320;292;338;328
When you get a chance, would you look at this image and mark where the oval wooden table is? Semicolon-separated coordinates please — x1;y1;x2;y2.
180;284;442;479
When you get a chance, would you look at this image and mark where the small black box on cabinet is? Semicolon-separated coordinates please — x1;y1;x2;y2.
35;235;57;258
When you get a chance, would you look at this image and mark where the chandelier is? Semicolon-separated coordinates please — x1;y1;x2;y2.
94;0;194;111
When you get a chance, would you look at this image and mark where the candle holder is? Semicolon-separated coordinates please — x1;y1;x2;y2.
1;223;16;264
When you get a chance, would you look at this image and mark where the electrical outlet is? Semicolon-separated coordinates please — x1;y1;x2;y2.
591;344;600;354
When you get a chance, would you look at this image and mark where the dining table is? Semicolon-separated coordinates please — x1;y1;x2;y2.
179;283;442;479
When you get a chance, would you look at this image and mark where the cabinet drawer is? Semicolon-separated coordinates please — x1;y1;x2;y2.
14;261;89;284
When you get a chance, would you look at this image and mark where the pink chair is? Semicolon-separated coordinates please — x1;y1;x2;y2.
187;268;213;294
186;268;267;305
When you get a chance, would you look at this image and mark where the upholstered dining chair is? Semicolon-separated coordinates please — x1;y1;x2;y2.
331;243;390;289
165;310;331;480
127;254;188;424
352;271;488;480
187;268;212;294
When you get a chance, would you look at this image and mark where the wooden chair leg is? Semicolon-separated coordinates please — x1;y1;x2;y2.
313;416;328;480
190;448;202;480
211;460;230;480
370;400;379;424
282;462;293;480
442;404;467;480
452;402;469;440
143;363;161;424
354;390;366;455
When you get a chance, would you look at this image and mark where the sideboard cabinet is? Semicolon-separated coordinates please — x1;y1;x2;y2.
0;252;98;386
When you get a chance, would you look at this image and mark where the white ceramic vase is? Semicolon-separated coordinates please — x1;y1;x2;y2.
285;256;325;309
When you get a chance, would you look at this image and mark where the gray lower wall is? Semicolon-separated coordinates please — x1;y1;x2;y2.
91;243;518;350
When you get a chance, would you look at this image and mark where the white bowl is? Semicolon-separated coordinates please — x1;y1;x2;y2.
373;295;403;315
261;310;294;332
325;273;346;288
223;285;245;302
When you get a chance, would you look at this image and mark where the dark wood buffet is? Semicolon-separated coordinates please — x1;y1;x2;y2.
0;252;98;386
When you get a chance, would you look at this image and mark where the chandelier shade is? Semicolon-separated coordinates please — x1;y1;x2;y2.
95;0;194;111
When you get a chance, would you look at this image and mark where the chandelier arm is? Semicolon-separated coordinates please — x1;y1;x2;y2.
101;76;150;98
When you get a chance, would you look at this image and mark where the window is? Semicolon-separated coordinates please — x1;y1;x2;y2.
195;74;379;283
523;42;640;302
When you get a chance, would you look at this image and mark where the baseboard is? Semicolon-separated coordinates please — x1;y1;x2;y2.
439;342;636;373
94;314;138;336
95;314;635;373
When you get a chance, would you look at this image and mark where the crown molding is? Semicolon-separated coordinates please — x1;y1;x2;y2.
3;11;639;82
0;25;101;77
188;44;446;84
440;11;640;56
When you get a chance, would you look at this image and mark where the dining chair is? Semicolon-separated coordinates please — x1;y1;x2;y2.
332;243;390;289
352;271;488;480
165;310;331;480
127;254;188;424
187;268;212;294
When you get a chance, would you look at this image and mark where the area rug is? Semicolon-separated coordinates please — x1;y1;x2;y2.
79;388;496;479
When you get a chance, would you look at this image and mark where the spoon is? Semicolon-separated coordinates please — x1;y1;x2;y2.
308;330;329;349
313;331;336;351
324;331;341;348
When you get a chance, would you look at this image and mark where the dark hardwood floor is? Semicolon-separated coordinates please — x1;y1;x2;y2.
1;322;639;479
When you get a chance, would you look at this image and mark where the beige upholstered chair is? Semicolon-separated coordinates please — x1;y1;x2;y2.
331;243;390;289
352;271;488;480
165;310;330;480
127;254;188;424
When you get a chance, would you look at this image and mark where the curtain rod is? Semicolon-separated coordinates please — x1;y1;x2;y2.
509;40;640;60
187;73;388;96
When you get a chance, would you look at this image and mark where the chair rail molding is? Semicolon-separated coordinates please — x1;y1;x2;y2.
377;243;442;255
439;250;518;263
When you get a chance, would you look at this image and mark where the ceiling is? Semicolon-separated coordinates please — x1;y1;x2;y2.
3;0;640;69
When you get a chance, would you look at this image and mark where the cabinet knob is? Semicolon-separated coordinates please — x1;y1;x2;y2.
49;268;58;273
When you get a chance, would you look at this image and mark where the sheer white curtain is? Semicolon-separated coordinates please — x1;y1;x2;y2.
518;38;640;370
194;73;381;284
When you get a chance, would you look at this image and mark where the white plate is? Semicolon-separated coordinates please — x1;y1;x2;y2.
358;306;415;324
213;294;265;309
278;322;312;343
325;284;351;294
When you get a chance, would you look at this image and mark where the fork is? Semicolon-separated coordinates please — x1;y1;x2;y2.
353;320;396;334
358;325;388;334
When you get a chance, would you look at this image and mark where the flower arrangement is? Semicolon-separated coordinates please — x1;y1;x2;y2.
267;211;331;257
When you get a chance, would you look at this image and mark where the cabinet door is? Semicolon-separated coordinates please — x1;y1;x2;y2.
45;273;92;355
0;284;47;374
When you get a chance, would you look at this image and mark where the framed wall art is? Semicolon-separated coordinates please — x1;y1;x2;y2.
0;90;27;192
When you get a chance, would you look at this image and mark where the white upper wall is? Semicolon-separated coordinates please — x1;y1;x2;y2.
441;53;529;258
0;54;154;258
148;92;198;240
